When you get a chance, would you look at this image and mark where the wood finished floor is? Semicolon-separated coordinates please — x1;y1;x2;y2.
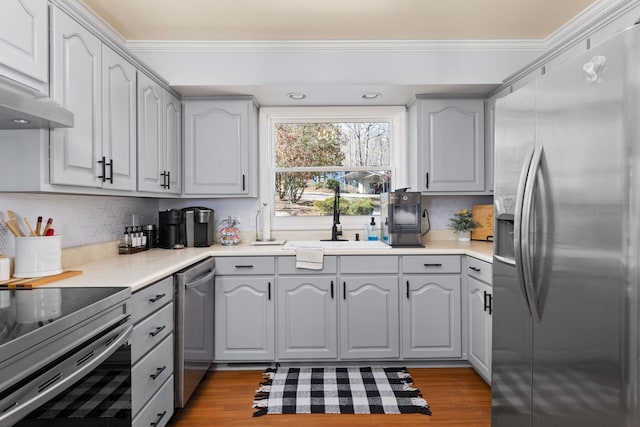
168;368;491;426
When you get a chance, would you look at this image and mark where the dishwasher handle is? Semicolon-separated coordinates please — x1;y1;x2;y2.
184;269;215;290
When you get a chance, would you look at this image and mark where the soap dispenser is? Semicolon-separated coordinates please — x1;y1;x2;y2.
368;217;378;241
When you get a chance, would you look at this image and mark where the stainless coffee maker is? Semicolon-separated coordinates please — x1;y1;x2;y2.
181;207;214;247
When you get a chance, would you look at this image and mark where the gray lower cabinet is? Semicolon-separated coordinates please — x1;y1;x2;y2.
340;275;400;359
401;255;462;358
130;276;174;427
277;276;338;359
466;256;492;383
214;257;275;361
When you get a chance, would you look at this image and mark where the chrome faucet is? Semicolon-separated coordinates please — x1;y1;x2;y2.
330;185;343;241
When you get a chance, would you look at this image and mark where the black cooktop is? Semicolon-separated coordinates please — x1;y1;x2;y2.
0;287;129;350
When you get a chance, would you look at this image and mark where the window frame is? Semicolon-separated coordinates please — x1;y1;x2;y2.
259;106;408;231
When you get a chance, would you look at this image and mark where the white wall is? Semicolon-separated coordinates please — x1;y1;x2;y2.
0;193;158;256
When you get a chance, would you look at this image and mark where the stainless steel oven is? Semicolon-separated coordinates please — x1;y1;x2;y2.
0;287;131;427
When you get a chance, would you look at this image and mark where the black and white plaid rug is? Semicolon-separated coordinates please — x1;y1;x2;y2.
253;366;431;417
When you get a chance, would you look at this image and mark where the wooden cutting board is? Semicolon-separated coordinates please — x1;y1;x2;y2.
471;204;494;242
0;270;82;289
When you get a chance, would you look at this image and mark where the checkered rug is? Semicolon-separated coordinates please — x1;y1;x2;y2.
252;366;431;417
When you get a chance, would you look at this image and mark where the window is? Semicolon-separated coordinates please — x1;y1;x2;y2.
260;106;407;230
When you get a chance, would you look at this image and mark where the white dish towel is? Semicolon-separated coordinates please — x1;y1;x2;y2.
295;247;325;270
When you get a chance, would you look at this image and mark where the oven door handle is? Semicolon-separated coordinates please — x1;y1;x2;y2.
0;323;132;427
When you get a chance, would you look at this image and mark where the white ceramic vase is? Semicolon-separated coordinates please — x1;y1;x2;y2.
457;231;471;242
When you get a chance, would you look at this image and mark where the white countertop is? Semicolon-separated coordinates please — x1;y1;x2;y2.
53;240;493;292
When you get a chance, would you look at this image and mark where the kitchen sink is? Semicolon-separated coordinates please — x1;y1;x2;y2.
282;240;390;250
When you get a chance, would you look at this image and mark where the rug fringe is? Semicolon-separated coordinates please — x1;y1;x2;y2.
397;371;412;379
403;382;417;391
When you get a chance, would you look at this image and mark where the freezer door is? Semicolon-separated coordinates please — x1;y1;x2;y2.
492;82;537;427
531;29;628;427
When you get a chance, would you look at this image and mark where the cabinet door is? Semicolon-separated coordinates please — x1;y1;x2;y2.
102;46;136;191
215;276;274;361
137;72;164;192
277;276;337;359
340;276;399;359
468;275;492;383
163;92;182;194
420;99;485;192
183;100;253;195
401;275;461;358
50;8;102;187
0;0;48;92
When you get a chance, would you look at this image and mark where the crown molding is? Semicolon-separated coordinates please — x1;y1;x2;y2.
126;39;545;54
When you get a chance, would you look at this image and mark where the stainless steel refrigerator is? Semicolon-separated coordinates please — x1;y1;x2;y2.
492;23;640;427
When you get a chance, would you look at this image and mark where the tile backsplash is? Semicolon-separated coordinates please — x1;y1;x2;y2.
0;192;493;256
0;193;158;257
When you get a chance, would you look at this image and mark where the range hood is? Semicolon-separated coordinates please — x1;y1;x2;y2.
0;82;74;129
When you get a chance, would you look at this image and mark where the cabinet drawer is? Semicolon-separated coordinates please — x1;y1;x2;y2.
402;255;461;274
466;256;492;284
132;334;174;415
339;256;398;274
132;302;174;363
131;276;174;324
133;375;174;427
216;256;275;275
277;256;337;274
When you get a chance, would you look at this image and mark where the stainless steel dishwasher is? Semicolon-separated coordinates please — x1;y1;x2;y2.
174;257;215;408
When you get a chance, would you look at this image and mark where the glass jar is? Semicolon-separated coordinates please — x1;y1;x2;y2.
218;216;241;245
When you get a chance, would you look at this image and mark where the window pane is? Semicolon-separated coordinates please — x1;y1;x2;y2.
274;170;391;217
275;122;390;168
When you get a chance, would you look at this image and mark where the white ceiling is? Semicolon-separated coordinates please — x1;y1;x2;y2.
77;0;598;104
80;0;596;41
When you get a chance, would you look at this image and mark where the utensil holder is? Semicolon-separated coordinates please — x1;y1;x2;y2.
14;236;62;278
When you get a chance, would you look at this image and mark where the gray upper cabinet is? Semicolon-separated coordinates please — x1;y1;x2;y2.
409;98;485;193
50;7;102;188
0;0;48;93
183;98;257;197
50;8;136;190
137;72;181;194
101;46;137;191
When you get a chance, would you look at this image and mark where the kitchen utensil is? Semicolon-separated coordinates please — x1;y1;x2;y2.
5;210;24;237
35;216;43;236
41;218;53;236
23;217;36;237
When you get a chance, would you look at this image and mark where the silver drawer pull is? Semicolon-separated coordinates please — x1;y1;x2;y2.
149;325;166;337
424;263;442;267
150;366;167;380
149;293;166;303
150;410;167;427
235;265;254;269
469;266;481;272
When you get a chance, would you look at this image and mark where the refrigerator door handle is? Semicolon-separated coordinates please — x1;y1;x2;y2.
514;146;536;317
520;144;544;323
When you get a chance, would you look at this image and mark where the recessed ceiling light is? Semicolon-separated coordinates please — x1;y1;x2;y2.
362;92;381;100
12;118;30;124
287;92;306;100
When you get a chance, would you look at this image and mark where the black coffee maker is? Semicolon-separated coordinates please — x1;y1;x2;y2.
158;209;185;249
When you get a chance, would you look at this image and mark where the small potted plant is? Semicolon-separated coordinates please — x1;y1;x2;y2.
448;209;479;242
